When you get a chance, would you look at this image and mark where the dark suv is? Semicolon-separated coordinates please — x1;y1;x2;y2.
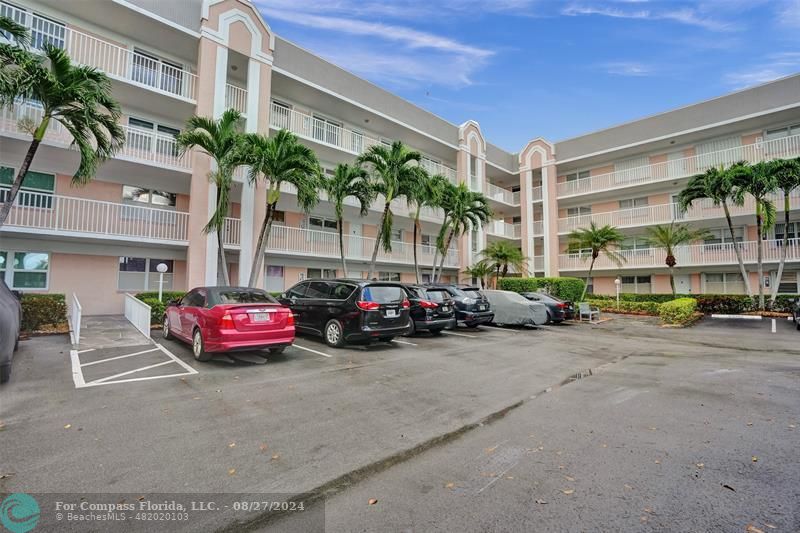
279;279;410;347
425;284;493;328
792;298;800;331
401;284;456;336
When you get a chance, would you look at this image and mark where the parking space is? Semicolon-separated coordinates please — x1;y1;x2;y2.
70;342;197;388
696;315;798;335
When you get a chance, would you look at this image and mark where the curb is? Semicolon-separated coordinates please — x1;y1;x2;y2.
710;314;762;320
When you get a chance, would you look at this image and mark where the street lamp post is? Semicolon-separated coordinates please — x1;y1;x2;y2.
156;263;168;302
615;276;621;310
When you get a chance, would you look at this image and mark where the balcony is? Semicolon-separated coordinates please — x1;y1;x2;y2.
532;220;543;236
2;4;198;101
532;256;544;272
269;102;457;182
557;190;800;233
486;220;521;239
557;133;800;198
484;182;519;206
262;225;460;268
558;238;800;271
225;84;247;114
532;186;543;202
0;101;190;171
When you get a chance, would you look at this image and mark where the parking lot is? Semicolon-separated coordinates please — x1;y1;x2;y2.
1;315;798;531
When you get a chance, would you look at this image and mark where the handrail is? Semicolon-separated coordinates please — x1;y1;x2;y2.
69;293;82;346
124;294;152;339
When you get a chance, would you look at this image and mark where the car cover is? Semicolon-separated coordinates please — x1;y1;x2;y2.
483;290;548;326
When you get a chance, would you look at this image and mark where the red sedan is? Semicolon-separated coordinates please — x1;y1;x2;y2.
162;286;295;361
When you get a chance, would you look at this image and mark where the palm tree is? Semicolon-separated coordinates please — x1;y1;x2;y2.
679;164;753;297
480;240;528;285
0;15;32;100
357;141;421;279
567;222;626;301
433;183;492;282
645;222;711;297
0;44;124;229
731;161;778;310
176;109;245;286
768;157;800;307
240;130;321;287
323;163;374;278
403;168;448;283
462;262;494;289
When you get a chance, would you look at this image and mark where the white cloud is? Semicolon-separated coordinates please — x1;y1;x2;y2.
599;61;654;76
724;52;800;88
777;0;800;27
561;2;738;31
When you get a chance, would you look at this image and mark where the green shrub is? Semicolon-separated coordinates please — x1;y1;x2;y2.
587;298;661;315
694;294;754;314
498;277;585;303
20;293;68;331
588;293;691;304
134;291;185;303
772;294;799;313
659;298;697;324
138;298;166;326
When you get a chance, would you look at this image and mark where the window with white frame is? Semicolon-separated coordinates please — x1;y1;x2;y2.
127;117;180;156
0;3;66;50
378;272;401;282
774;222;798;242
309;216;337;231
774;271;798;294
272;210;285;226
118;257;174;291
391;228;403;242
620;237;651;254
0;165;54;208
620;275;652;294
122;185;177;208
704;227;744;246
131;49;184;95
618;196;649;210
567;206;591;217
421;234;433;247
307;268;336;279
703;272;745;294
1;250;49;290
565;170;590;182
764;123;800;141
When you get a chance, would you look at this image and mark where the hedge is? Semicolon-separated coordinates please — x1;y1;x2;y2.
588;293;691;304
498;277;585;303
20;293;68;331
587;299;661;315
134;291;186;303
587;293;798;314
659;298;698;325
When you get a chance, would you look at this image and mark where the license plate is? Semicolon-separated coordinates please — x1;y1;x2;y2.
251;312;270;322
442;306;450;312
479;305;487;311
385;309;397;318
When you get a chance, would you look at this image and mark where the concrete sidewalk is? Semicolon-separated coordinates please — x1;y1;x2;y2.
76;315;149;350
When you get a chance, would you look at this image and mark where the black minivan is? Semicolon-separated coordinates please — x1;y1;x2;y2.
279;279;411;347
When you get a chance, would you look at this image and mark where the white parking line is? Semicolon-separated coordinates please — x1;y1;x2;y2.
772;318;776;333
480;325;508;331
292;343;333;358
442;331;477;338
80;347;159;367
155;342;199;374
76;348;95;354
69;350;85;388
89;360;175;385
392;339;417;346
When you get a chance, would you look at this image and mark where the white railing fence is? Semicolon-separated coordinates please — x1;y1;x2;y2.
487;220;521;239
485;182;518;205
558;133;800;197
69;292;82;346
225;84;247;113
124;294;152;339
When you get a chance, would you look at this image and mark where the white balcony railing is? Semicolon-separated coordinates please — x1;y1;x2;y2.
222;217;241;246
532;220;543;236
558;238;800;271
532;186;543;202
557;133;800;198
558;190;800;233
486;220;521;239
269;102;457;182
485;182;518;205
1;189;189;242
532;256;544;271
1;4;197;101
225;84;247;114
0;100;190;170
263;225;460;268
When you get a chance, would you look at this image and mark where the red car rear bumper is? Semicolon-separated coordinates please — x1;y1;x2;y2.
204;327;295;353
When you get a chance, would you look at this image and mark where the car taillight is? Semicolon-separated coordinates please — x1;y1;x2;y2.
557;303;567;308
402;298;410;309
286;312;295;326
419;300;438;309
356;300;380;311
219;313;235;329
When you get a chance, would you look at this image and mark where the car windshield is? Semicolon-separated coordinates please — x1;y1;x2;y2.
213;290;276;305
360;285;404;303
463;289;483;299
425;289;450;303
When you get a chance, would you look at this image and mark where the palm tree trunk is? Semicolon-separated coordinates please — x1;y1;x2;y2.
217;229;230;286
723;200;753;297
756;203;764;311
580;258;596;302
435;229;454;282
367;202;390;280
495;265;500;289
247;202;275;288
0;119;48;228
338;219;348;278
413;209;421;284
669;266;676;298
769;193;791;307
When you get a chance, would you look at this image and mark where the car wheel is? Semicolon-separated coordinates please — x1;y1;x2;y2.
192;329;212;362
162;315;173;340
796;315;800;330
268;346;286;355
545;311;552;325
0;364;10;384
14;335;19;352
429;328;443;336
379;336;394;343
404;320;416;337
324;320;345;348
465;322;478;329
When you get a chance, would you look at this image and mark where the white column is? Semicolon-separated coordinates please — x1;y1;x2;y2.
237;58;262;286
541;165;552;277
522;168;534;276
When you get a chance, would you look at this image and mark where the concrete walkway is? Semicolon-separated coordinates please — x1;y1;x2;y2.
76;315;150;350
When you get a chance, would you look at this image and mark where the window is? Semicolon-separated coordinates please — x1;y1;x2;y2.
0;166;55;208
620;238;651;254
272;210;285;226
703;272;745;294
390;229;403;242
286;282;308;299
307;268;336;279
330;282;356;300
378;272;401;282
305;281;331;299
118;257;174;291
1;4;66;51
567;206;591;217
312;114;341;146
620;275;651;294
704;227;744;246
127;117;180;156
271;100;292;129
2;251;50;290
309;216;337;231
774;222;798;242
180;289;205;307
618;197;649;209
131;49;184;95
764;123;800;141
775;271;798;294
122;186;177;208
565;170;590;182
350;130;364;153
420;234;433;247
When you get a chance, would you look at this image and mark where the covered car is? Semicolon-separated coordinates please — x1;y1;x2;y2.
0;279;22;383
483;290;548;327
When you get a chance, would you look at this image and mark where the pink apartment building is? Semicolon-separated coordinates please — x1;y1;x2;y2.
1;0;798;315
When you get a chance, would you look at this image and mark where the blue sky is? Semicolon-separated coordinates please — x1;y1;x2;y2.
255;1;800;153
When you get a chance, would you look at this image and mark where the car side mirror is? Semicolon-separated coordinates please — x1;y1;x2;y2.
168;299;180;307
11;290;22;301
